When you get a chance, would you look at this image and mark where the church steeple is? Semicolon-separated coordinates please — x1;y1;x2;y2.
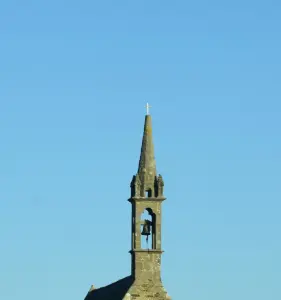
138;104;156;178
84;105;171;300
127;106;170;299
137;113;157;194
131;106;165;200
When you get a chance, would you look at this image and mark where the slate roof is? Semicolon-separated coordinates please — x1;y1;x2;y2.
84;276;133;300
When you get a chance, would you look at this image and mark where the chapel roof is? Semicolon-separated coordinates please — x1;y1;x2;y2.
84;276;133;300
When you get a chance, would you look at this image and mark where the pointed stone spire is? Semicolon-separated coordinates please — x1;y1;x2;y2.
137;107;157;194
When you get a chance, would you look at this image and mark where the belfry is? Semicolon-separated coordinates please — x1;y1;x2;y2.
85;106;171;300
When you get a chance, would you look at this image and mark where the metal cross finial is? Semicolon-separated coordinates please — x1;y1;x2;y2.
146;103;151;115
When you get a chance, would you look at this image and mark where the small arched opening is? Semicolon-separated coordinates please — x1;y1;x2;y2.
145;189;152;198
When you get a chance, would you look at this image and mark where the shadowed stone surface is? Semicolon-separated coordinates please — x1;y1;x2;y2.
85;276;133;300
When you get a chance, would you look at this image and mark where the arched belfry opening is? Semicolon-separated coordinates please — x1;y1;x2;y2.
140;208;156;250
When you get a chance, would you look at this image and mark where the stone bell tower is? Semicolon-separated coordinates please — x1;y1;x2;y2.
84;105;171;300
126;106;171;299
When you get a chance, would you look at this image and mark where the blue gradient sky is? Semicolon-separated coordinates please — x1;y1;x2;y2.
1;1;281;300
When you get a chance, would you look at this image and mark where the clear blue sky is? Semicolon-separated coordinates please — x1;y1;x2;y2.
1;1;280;299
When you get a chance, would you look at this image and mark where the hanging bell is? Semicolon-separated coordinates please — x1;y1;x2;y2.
141;220;151;236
